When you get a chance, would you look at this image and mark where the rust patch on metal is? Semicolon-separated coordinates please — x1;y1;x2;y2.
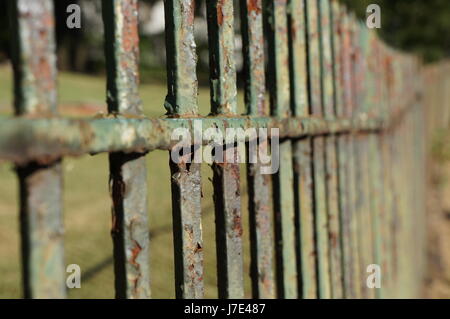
217;0;225;26
248;0;261;13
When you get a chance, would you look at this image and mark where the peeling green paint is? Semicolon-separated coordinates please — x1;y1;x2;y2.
10;0;66;299
102;0;151;299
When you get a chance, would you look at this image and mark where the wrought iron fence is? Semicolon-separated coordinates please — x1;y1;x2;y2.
2;0;447;299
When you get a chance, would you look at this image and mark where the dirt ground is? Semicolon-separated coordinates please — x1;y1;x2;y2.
425;152;450;298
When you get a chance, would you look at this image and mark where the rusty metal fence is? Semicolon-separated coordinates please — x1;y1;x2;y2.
1;0;440;299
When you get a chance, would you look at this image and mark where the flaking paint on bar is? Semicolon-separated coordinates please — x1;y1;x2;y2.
103;0;151;299
164;0;204;299
10;0;66;299
241;0;276;299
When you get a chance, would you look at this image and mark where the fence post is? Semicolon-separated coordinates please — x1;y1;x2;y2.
10;0;66;299
206;0;244;299
164;0;204;299
319;0;344;299
289;0;318;299
102;0;151;299
265;0;298;299
306;0;331;299
241;0;276;299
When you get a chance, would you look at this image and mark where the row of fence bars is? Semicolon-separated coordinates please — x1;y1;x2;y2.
5;0;430;298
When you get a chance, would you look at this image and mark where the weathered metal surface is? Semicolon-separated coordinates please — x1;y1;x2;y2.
377;45;393;298
319;0;343;299
354;135;374;299
240;0;266;117
241;0;275;299
164;0;204;299
0;116;385;165
266;0;291;118
266;0;297;299
366;31;383;299
306;0;322;115
319;0;335;119
331;2;354;299
346;136;361;299
212;156;244;299
10;0;66;299
169;159;203;299
345;14;363;299
350;20;369;299
207;0;243;299
164;0;198;116
353;21;375;299
246;144;275;299
206;0;238;115
311;136;331;299
306;0;331;299
289;0;317;299
3;0;436;301
272;140;296;299
293;138;317;299
102;0;150;299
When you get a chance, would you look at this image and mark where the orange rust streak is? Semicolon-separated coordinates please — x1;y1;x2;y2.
130;240;142;268
217;0;225;26
247;0;261;14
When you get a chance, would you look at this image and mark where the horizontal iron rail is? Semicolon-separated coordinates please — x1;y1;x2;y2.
0;116;385;164
0;115;384;164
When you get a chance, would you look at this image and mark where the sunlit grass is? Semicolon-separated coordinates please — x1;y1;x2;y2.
0;65;252;298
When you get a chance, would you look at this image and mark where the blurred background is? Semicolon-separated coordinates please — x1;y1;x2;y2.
0;0;449;298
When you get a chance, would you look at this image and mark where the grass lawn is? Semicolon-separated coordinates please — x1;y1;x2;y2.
0;65;254;298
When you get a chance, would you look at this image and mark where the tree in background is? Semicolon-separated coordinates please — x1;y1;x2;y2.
0;0;448;74
341;0;450;62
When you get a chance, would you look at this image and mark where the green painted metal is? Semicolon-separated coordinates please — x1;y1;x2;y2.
266;0;297;299
2;0;436;300
102;0;151;299
164;0;198;116
369;38;383;299
354;21;376;299
164;0;204;299
0;116;384;165
306;0;331;299
206;0;244;299
319;0;343;299
206;0;238;115
241;0;276;299
241;0;267;117
346;14;364;299
332;3;355;299
10;0;66;299
289;0;317;299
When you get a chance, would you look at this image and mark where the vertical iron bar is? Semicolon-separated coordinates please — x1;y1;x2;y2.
265;0;297;299
319;0;343;299
240;0;276;299
289;0;318;299
379;45;395;298
10;0;66;299
306;0;331;298
164;0;204;299
356;23;376;299
367;33;384;299
350;20;375;299
206;0;244;299
333;4;356;298
103;0;151;299
345;13;362;299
